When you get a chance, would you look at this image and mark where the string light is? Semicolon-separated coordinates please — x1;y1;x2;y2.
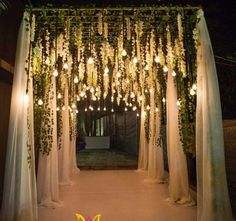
74;76;79;83
121;49;127;56
76;109;79;114
72;103;76;109
176;100;181;107
85;108;88;112
146;105;150;110
130;92;135;98
154;56;160;63
90;87;95;93
103;107;107;111
163;66;168;72
87;57;94;64
97;107;100;111
144;65;149;71
104;66;109;75
111;96;114;102
53;69;59;77
63;62;69;70
77;96;80;101
117;71;121;78
192;83;197;90
155;107;159;112
136;113;140;117
162;98;166;103
56;107;60;111
190;88;196;96
38;99;43;106
111;108;114;112
57;93;62;99
124;107;128;111
132;57;138;64
172;71;177;77
62;106;66;111
133;106;137;111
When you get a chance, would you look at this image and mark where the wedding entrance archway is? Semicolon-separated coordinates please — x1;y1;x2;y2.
1;6;234;221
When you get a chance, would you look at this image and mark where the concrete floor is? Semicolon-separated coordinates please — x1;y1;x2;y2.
38;170;196;221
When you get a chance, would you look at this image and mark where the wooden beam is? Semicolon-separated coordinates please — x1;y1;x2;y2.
0;58;14;75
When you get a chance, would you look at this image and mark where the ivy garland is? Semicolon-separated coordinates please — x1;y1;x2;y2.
25;6;200;156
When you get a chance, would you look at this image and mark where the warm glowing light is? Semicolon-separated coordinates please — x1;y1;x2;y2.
132;57;138;64
77;96;80;101
144;65;149;71
137;113;140;117
90;87;95;93
111;108;114;112
154;56;160;63
129;103;132;107
38;99;43;106
130;92;135;98
133;106;137;111
117;71;121;78
163;66;168;72
192;83;197;90
76;109;79;114
62;106;66;111
176;100;181;107
111;96;114;102
155;107;159;112
124;107;128;111
104;66;109;75
172;71;177;77
57;93;62;99
97;107;100;111
190;88;196;96
121;49;127;56
85;108;87;112
146;105;150;110
162;98;166;103
53;69;59;77
87;57;94;64
103;107;107;111
63;62;69;69
56;107;60;111
72;103;76;109
93;96;97;101
74;76;79;83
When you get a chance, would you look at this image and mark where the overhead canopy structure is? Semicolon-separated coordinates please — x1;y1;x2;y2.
1;5;234;221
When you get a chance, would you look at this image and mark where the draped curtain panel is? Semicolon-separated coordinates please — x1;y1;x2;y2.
1;12;38;221
58;76;72;185
37;77;62;208
166;69;194;205
138;96;148;171
196;9;234;221
146;89;165;183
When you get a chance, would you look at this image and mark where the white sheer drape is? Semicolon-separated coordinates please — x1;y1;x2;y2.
58;76;72;185
1;12;38;221
145;89;165;183
166;70;193;204
37;76;62;208
138;96;148;171
196;9;233;221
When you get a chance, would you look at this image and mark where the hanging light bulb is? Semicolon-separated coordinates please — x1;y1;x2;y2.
162;98;166;103
192;83;197;90
77;96;80;101
103;107;107;111
132;57;138;64
38;99;43;106
190;88;196;96
111;108;114;112
129;103;132;107
144;65;149;71
90;87;95;93
155;107;159;112
85;108;88;112
57;93;62;99
74;76;79;83
83;84;87;89
121;49;127;57
124;107;128;111
91;107;94;111
93;96;97;101
56;107;60;111
149;88;153;93
76;109;79;114
63;62;69;70
145;89;148;93
146;105;150;110
163;66;168;72
111;96;114;102
53;69;59;77
117;71;121;78
104;66;109;75
87;57;94;64
130;92;135;98
154;55;160;63
72;103;76;109
97;107;100;111
136;113;140;117
62;106;66;111
172;71;177;77
132;106;137;111
176;100;181;107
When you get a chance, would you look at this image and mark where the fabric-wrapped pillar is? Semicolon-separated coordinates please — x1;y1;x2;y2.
138;95;148;171
37;76;62;208
166;70;193;204
1;12;38;221
196;9;234;221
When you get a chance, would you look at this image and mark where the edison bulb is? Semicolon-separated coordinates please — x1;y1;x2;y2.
56;107;60;111
111;108;114;112
124;107;128;111
87;57;94;64
74;76;79;83
63;62;69;70
172;71;177;77
192;83;197;90
57;93;62;99
76;109;79;114
130;92;135;98
144;65;149;71
132;57;138;64
38;99;43;106
136;113;140;117
163;66;168;72
154;56;160;63
72;103;76;109
97;107;100;111
133;106;137;111
155;107;159;112
103;107;107;111
121;49;127;57
146;105;150;110
90;87;95;93
85;108;87;112
162;98;166;103
53;69;59;77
